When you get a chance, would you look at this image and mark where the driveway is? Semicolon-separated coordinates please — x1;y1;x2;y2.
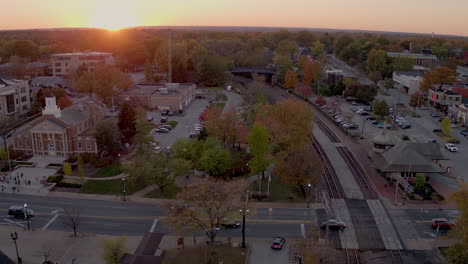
249;242;290;264
149;99;209;148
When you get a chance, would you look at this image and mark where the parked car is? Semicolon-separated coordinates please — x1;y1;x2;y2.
351;101;357;105
386;124;392;129
427;139;438;143
8;206;34;219
189;133;199;138
366;116;376;120
360;111;369;116
146;116;154;122
270;237;286;250
220;219;241;229
364;106;373;112
460;130;468;136
445;143;458;152
450;123;458;128
377;123;384;128
431;112;441;118
431;218;456;230
419;106;428;110
160;117;168;123
399;123;411;129
320;219;346;230
158;125;172;130
161;110;169;116
168;110;175;116
155;128;170;133
372;120;379;125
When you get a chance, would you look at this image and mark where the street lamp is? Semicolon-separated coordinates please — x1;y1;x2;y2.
10;232;22;263
239;208;250;248
23;204;30;231
121;177;127;201
306;183;312;208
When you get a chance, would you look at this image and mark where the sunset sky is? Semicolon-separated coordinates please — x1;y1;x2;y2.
1;0;467;36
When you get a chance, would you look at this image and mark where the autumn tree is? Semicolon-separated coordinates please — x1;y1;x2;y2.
260;98;314;152
75;72;96;96
166;179;247;248
248;123;270;179
144;60;154;82
296;228;339;264
344;84;377;104
368;71;383;85
62;207;81;238
172;138;206;167
196;55;228;86
441;117;451;136
117;101;136;144
373;99;390;119
315;96;327;106
334;35;353;55
444;57;458;71
274;145;321;198
57;96;72;109
445;184;468;264
204;107;238;147
392;56;414;72
284;70;298;89
275;39;299;57
420;67;456;92
366;49;387;74
311;41;325;59
302;61;321;85
409;92;426;110
274;55;293;84
100;237;127;264
382;78;394;90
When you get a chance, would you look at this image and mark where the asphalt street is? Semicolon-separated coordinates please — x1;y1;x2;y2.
0;193;315;238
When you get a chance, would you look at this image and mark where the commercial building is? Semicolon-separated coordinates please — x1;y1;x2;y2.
387;52;439;68
12;94;106;157
0;78;31;121
0;61;50;79
51;51;114;77
392;71;423;94
118;83;196;111
428;89;461;111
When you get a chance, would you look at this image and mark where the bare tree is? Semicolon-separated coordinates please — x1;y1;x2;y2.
62;207;81;238
41;244;53;262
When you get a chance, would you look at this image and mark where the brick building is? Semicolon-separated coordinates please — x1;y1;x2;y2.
51;51;114;77
118;83;196;111
12;94;106;157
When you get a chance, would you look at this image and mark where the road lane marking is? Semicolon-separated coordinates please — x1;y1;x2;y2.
150;219;158;232
4;218;25;227
42;215;59;230
301;224;305;238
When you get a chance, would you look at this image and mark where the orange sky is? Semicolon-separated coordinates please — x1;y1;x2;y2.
1;0;467;36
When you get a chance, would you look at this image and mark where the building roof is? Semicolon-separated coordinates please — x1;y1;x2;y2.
394;71;423;77
31;76;65;87
59;99;103;124
378;142;446;173
0;78;26;87
372;131;399;146
387;52;439;60
53;51;112;57
452;88;468;98
0;61;50;68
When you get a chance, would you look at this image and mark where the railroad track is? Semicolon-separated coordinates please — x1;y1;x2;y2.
315;117;341;143
336;146;377;200
388;249;406;264
311;137;344;199
345;248;360;264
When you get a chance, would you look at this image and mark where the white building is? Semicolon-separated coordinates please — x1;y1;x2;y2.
392;72;423;95
0;78;31;121
51;51;114;77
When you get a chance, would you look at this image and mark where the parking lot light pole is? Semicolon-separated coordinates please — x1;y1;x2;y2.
10;232;22;263
122;177;127;201
307;183;312;208
23;204;30;231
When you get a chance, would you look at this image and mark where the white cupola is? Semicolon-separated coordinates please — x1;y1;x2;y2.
42;93;61;118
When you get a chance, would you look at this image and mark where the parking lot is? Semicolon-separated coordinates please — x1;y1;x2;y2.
148;98;210;148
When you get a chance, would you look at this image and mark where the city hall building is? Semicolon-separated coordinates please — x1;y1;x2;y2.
12;94;106;157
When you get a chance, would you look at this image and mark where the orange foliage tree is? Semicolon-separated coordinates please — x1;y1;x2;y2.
57;95;72;109
284;70;298;89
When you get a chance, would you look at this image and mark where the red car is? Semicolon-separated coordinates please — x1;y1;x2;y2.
431;218;456;230
270;237;286;250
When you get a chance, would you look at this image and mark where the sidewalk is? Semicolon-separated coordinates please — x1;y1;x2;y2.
63;172;127;181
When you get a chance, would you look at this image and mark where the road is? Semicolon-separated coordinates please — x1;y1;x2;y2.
0;193;314;239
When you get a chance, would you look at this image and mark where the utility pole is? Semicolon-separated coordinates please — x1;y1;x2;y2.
240;190;250;248
10;232;21;263
168;31;172;83
122;177;127;201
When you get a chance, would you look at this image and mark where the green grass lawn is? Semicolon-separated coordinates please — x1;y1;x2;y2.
167;120;178;128
162;245;246;264
250;175;305;203
80;179;139;195
209;102;226;110
91;162;123;178
144;184;181;199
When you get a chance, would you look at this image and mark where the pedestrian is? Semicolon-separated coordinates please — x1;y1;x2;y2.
384;183;388;190
21;172;23;177
28;180;31;185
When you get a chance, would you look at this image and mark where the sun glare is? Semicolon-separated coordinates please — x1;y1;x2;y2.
89;9;138;31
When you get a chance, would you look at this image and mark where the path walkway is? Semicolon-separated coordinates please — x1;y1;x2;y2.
222;90;243;113
63;172;127;181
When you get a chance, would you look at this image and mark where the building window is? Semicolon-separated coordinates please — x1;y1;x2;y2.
55;63;61;67
55;69;62;73
21;96;27;102
78;142;82;149
20;87;26;93
61;142;64;150
22;105;28;111
18;139;22;147
26;140;30;147
86;142;91;149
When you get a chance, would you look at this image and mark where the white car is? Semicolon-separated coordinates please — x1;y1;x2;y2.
445;143;458;152
450;124;458;128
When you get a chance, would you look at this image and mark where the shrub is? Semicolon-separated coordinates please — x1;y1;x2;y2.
402;135;410;141
433;129;442;133
167;120;178;128
445;137;460;144
95;157;111;168
63;162;72;176
56;182;82;188
81;152;99;164
66;156;78;163
46;175;63;183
